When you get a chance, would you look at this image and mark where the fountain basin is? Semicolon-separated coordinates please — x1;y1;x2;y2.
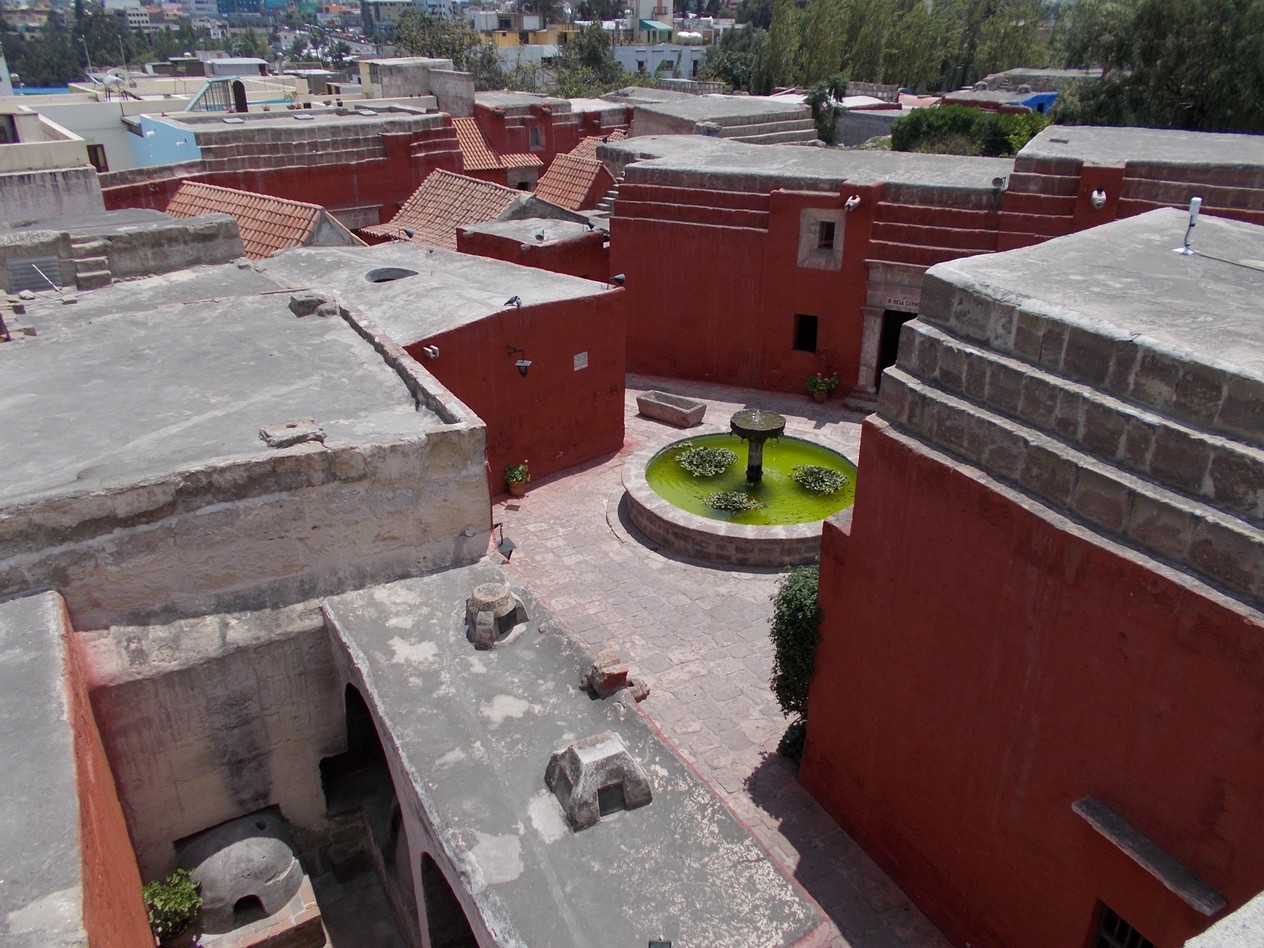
622;427;856;566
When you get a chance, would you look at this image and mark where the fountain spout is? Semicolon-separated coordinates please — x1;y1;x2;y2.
729;409;787;483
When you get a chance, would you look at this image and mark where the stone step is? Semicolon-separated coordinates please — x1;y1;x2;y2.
880;366;1264;608
69;236;107;254
900;319;1264;527
915;272;1264;453
74;255;109;273
75;269;113;290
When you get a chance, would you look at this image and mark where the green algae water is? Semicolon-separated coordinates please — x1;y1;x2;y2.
645;434;857;525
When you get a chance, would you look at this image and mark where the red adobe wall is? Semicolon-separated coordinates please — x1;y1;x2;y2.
61;602;152;947
456;228;609;281
404;290;625;493
102;126;463;226
801;418;1264;948
611;180;876;394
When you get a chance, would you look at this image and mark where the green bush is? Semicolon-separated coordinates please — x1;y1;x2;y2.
705;489;765;512
768;564;821;722
891;105;1050;158
790;464;848;495
143;869;202;941
676;442;739;478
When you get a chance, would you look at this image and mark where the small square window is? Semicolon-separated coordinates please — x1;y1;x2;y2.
817;220;836;250
793;314;819;353
1092;905;1155;948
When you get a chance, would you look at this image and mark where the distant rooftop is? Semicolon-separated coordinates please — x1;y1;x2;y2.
1019;125;1264;167
459;217;598;242
475;90;570;112
534;152;610;210
155;104;439;132
0;263;435;505
452;116;542;173
630;93;809;123
606;134;1014;191
569;127;627;161
263;242;616;346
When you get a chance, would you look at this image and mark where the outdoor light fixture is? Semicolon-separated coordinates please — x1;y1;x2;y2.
1091;189;1107;210
844;194;861;212
493;522;516;561
1175;196;1203;255
422;345;439;359
507;346;532;376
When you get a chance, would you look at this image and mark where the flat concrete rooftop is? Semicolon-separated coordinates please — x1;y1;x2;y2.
632;94;808;122
0;263;436;504
0;208;168;235
0;591;84;947
459;217;598;242
263;243;617;345
324;561;826;947
1020;125;1264;167
159;105;440;131
932;209;1264;382
475;90;569;111
608;134;1014;190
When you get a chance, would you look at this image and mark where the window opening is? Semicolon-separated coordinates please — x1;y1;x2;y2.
817;220;836;250
1092;904;1155;948
793;314;819;353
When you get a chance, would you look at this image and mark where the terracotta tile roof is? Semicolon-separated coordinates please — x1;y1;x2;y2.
360;170;526;249
165;181;324;260
453;116;544;173
534;153;612;212
568;128;627;161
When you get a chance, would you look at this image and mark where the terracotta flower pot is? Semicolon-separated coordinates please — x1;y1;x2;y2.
811;390;827;403
507;481;527;497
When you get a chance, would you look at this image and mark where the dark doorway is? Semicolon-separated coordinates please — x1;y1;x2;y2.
233;895;268;927
420;854;478;948
231;80;248;113
876;309;917;391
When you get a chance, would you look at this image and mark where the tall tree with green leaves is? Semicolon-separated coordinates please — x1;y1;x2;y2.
393;11;505;90
798;0;845;86
762;0;800;90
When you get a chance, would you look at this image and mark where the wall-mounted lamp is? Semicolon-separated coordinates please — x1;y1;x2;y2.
493;522;516;561
1090;189;1107;210
844;194;861;212
507;346;532;376
422;345;439;359
1175;196;1202;255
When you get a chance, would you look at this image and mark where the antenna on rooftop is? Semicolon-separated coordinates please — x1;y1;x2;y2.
1174;196;1202;255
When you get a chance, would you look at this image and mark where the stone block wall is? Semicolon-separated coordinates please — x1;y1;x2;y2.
0;427;490;631
80;606;344;878
0;166;105;224
104;213;244;279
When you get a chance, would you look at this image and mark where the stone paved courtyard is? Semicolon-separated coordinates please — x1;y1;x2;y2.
494;374;950;948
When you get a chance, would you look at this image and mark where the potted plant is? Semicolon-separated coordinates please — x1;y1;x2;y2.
143;868;202;947
806;372;840;403
504;460;530;497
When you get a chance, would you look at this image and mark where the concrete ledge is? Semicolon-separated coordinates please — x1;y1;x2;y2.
1074;796;1226;917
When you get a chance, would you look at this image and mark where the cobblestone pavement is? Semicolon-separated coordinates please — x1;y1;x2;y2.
494;374;950;948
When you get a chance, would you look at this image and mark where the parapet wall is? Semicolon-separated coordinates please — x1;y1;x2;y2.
0;166;105;224
0;427;490;630
104;212;244;278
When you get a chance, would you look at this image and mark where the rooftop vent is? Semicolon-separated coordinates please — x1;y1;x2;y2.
466;582;527;649
546;731;652;831
365;267;418;284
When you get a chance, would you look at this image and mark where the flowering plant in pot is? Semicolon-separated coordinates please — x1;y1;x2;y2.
505;460;530;496
806;372;840;401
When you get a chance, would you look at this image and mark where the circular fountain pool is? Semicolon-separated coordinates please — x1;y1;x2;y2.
622;424;857;566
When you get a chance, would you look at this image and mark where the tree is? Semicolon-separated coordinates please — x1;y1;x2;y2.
699;25;765;91
762;0;800;90
576;0;624;19
548;23;625;96
393;11;504;90
798;0;844;86
805;72;848;141
1054;0;1264;132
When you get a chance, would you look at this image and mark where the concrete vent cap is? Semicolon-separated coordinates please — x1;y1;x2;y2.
466;582;527;649
545;731;652;831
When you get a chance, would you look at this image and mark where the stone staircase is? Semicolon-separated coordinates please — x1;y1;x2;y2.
69;235;113;291
879;273;1264;609
592;175;623;218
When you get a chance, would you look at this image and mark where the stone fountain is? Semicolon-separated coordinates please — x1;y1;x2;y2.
729;409;786;483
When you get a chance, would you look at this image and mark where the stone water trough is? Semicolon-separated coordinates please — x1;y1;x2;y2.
636;391;707;428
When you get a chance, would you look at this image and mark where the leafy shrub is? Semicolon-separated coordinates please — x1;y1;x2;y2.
143;869;202;941
769;564;820;722
891;105;1050;158
791;465;848;495
676;442;739;477
705;490;765;512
